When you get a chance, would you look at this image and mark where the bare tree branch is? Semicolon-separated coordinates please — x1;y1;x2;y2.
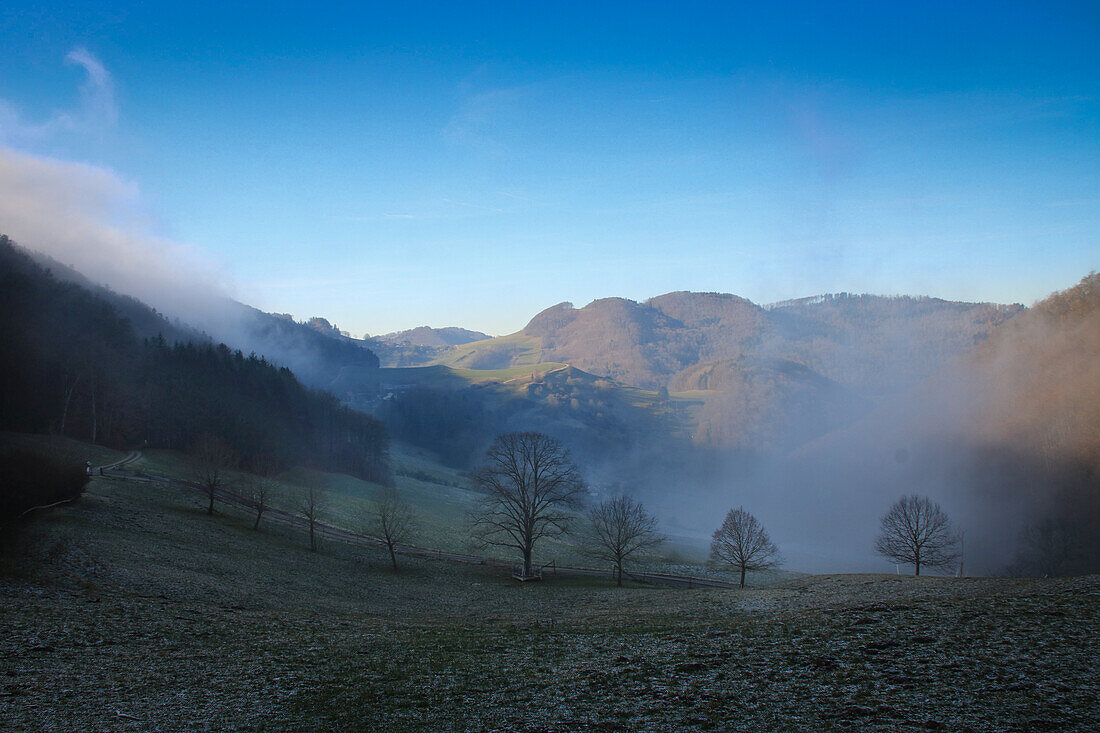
300;482;327;552
470;432;586;577
586;495;665;586
374;486;416;571
191;434;237;516
245;453;279;531
874;494;960;576
710;507;780;588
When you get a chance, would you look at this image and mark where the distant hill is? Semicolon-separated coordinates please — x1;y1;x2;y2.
202;302;380;388
377;326;491;347
404;290;1020;451
361;327;493;369
516;291;1021;394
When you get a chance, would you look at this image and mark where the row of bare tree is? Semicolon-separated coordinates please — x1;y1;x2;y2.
193;428;973;584
468;431;777;586
192;432;404;558
466;432;977;584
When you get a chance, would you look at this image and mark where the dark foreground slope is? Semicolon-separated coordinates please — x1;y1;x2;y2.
2;455;1096;732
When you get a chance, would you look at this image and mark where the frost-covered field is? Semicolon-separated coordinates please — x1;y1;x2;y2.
2;471;1097;731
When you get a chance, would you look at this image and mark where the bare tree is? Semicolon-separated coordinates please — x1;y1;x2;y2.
246;456;279;531
875;494;960;576
587;496;665;586
192;434;237;515
710;507;781;588
471;432;586;578
300;483;327;552
373;486;416;571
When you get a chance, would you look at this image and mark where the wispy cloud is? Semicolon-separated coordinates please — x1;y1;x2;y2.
0;47;117;144
442;84;535;152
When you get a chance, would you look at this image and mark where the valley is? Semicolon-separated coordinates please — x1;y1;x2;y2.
2;8;1096;730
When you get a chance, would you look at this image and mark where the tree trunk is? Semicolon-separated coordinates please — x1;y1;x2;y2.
207;488;215;515
616;561;623;587
90;386;97;444
914;558;921;576
739;565;746;589
309;519;317;552
253;509;262;530
523;546;532;577
389;543;398;572
60;374;80;436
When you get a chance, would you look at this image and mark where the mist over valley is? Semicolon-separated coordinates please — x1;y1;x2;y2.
2;3;1097;729
4;233;1096;577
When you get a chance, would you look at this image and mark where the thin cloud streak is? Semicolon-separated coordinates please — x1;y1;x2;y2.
0;47;117;143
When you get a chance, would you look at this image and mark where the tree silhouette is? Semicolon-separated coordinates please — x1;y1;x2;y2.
587;496;665;586
192;434;237;515
875;494;959;576
300;482;327;552
373;486;416;571
471;432;586;578
710;507;780;588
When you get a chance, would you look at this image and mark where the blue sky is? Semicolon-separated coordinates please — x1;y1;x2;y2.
0;2;1097;335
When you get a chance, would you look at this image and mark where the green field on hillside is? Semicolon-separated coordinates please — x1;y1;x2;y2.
94;437;718;574
431;332;545;370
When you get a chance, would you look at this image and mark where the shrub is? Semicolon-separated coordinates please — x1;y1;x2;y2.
0;449;90;522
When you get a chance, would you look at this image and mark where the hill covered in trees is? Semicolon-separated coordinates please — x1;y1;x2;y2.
377;325;490;347
515;291;1021;394
0;236;389;482
360;326;493;367
25;246;382;391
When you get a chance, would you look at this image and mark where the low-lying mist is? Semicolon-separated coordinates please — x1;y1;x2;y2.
623;276;1100;576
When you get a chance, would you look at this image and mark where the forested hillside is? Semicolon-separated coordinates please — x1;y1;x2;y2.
964;273;1100;573
153;299;381;390
28;245;382;391
24;247;205;345
0;236;389;482
968;272;1100;464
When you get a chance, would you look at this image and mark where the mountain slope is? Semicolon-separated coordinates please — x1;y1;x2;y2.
20;239;381;390
187;300;380;389
771;273;1100;575
0;235;389;482
517;292;1021;394
377;290;1021;453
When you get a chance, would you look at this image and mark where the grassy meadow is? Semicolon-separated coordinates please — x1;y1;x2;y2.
1;435;1096;731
